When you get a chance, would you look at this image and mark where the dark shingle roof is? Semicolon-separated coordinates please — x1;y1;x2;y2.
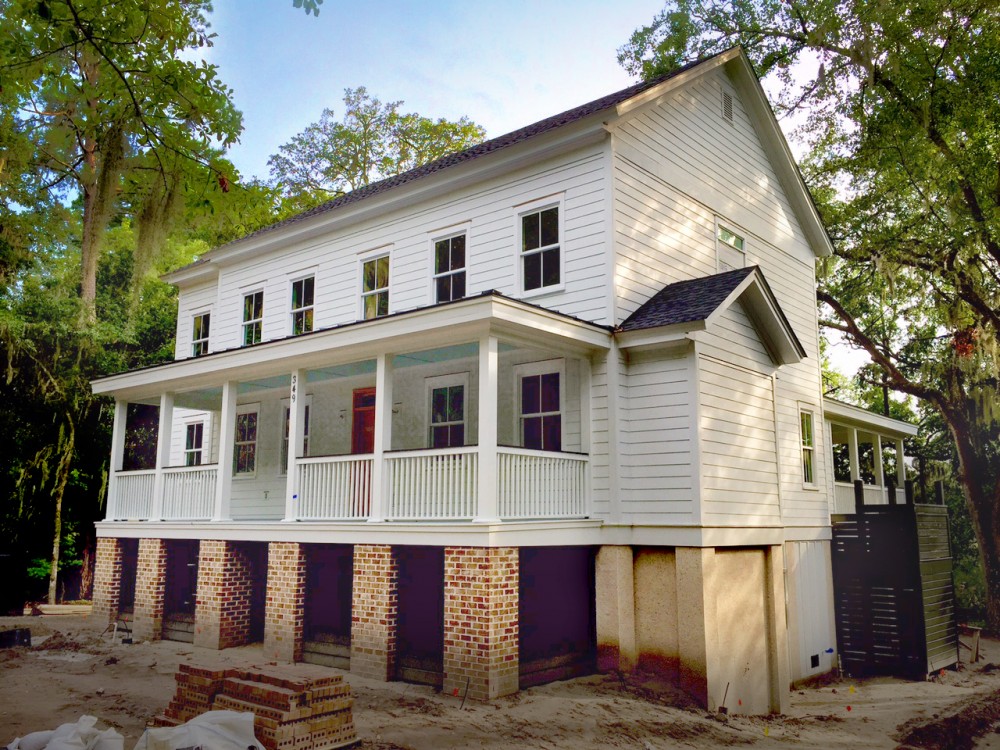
203;50;732;259
619;267;755;331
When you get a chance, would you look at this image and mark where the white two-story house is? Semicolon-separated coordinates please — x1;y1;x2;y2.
90;47;910;713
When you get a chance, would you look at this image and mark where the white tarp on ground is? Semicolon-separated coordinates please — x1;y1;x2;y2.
132;712;263;750
6;716;123;750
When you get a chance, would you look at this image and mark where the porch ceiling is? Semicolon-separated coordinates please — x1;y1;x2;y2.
91;292;612;401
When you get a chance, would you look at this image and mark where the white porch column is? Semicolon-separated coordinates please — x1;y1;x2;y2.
106;400;128;521
151;392;174;521
579;356;592;517
369;353;393;522
475;334;500;523
847;427;860;482
873;434;885;488
896;438;906;486
212;381;238;522
283;369;307;522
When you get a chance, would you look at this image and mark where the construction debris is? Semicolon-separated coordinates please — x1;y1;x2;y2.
152;665;357;750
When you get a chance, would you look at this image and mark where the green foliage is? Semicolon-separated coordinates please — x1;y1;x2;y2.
268;87;487;211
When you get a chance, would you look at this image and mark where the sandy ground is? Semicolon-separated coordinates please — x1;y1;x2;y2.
1;615;998;749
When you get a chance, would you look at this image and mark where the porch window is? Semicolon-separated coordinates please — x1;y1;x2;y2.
291;276;315;335
800;410;815;484
433;233;466;303
242;291;263;346
191;313;210;357
428;380;466;448
233;406;258;476
361;254;389;319
521;205;560;292
184;422;204;466
520;371;561;451
280;402;311;474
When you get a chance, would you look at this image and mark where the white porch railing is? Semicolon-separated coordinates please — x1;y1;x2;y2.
833;482;908;513
386;447;478;520
162;465;217;520
113;469;155;520
297;455;373;520
498;447;588;519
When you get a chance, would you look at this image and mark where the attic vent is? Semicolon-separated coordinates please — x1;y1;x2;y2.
722;91;734;123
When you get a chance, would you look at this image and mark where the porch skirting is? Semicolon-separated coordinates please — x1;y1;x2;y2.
94;537;789;712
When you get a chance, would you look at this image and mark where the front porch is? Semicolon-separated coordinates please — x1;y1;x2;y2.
96;297;609;526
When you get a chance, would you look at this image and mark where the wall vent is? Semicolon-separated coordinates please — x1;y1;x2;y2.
722;91;734;123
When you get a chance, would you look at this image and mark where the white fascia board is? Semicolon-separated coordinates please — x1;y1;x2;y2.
823;397;919;437
91;295;611;401
725;54;835;258
95;519;605;547
615;324;701;352
162;260;217;287
600;523;786;547
179;121;609;276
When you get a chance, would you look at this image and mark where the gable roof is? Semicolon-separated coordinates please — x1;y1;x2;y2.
616;266;806;364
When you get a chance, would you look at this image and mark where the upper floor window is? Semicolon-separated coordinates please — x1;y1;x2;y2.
234;405;259;476
800;410;815;485
362;254;389;320
433;234;466;303
191;313;210;357
427;374;467;448
242;291;263;346
291;276;315;335
516;362;563;451
184;422;204;466
521;205;560;292
717;224;745;271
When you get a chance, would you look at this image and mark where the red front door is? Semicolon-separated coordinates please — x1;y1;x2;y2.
351;387;376;455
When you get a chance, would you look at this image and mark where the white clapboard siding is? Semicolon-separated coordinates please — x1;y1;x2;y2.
619;351;696;522
174;281;216;359
699;354;780;524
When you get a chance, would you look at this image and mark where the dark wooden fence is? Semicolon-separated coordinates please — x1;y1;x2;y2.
831;481;958;678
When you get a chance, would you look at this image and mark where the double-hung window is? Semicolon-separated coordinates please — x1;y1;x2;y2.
291;276;315;335
280;402;311;474
191;313;210;357
361;254;389;319
427;375;467;448
518;365;562;451
184;422;204;466
433;234;466;303
521;205;560;292
800;410;815;485
233;405;259;476
717;223;746;271
242;291;263;346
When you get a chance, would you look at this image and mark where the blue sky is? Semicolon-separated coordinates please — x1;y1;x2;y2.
203;0;665;179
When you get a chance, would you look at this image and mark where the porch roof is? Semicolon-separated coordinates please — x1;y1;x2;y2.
91;291;612;401
823;397;918;438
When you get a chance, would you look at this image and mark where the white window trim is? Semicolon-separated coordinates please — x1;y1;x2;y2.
241;288;264;347
190;309;211;358
357;247;392;320
279;395;312;475
424;372;470;448
233;402;260;479
715;218;747;273
428;224;470;305
799;406;818;489
512;359;565;450
515;194;565;298
183;418;206;467
289;272;317;336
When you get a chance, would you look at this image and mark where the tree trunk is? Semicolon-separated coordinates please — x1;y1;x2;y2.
47;418;75;605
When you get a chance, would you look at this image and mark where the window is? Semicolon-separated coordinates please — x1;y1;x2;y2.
519;370;561;451
800;410;815;485
242;291;263;346
521;205;560;292
184;422;204;466
427;376;467;448
280;402;311;474
717;224;745;271
191;313;210;357
433;234;466;303
233;406;258;476
291;276;315;335
361;254;389;319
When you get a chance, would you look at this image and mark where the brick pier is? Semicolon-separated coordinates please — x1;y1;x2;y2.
350;544;398;680
132;538;168;642
263;541;307;662
93;537;123;624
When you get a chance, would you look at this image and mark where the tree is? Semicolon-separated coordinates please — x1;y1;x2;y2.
269;87;486;211
0;0;243;323
620;1;1000;631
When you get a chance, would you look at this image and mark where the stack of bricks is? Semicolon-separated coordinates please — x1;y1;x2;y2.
92;537;123;624
154;665;357;750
